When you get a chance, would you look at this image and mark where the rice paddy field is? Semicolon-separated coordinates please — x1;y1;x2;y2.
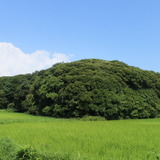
0;110;160;160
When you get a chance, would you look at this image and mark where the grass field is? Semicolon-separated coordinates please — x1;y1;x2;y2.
0;110;160;160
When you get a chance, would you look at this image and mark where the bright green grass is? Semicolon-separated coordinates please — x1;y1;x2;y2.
0;110;160;160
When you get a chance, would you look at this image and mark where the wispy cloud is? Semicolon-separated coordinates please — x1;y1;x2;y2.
0;42;71;76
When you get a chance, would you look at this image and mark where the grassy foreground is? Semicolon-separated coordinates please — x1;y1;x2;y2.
0;110;160;160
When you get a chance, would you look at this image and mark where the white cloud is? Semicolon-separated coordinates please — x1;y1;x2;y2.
0;42;71;76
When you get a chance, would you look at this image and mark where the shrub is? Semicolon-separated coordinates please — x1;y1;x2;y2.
42;106;52;116
7;103;15;109
80;115;106;121
0;138;17;160
27;106;39;115
0;138;72;160
16;147;38;160
6;103;16;112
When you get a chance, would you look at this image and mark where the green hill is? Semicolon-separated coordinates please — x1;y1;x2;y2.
1;59;160;120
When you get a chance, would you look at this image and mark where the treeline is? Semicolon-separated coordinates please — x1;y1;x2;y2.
1;59;160;120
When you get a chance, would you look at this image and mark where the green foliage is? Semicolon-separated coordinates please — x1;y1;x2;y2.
27;106;39;115
42;106;52;116
0;89;8;109
16;147;38;160
80;115;106;121
1;59;160;120
7;103;15;109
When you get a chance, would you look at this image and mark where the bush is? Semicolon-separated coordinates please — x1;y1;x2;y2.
7;103;15;109
0;138;17;160
6;103;16;112
28;106;39;115
80;115;106;121
16;147;38;160
42;106;52;116
0;138;72;160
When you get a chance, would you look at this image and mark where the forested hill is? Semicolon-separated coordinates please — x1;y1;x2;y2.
1;59;160;120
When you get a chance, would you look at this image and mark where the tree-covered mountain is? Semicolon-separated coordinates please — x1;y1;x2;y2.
1;59;160;120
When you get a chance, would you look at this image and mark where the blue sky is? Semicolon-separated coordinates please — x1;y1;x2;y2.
0;0;160;75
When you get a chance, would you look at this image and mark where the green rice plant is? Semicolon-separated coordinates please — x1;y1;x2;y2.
0;138;72;160
0;111;160;160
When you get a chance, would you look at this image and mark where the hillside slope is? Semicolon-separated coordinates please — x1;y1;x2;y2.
1;59;160;119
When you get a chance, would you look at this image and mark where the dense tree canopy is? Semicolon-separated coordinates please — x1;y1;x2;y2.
1;59;160;120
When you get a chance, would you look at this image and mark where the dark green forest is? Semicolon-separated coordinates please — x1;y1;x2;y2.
1;59;160;120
